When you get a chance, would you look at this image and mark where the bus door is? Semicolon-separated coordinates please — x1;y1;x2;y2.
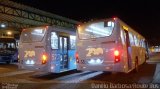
59;36;68;70
124;30;132;70
144;40;149;59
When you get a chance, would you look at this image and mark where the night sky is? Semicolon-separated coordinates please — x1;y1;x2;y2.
11;0;160;45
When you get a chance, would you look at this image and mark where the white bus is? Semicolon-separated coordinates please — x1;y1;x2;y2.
76;18;148;73
19;26;77;73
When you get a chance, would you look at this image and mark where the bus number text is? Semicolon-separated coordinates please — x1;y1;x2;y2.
86;48;103;57
24;51;35;58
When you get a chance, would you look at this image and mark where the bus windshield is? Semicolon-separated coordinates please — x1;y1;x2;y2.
0;38;16;50
78;21;114;39
0;43;16;49
21;27;46;43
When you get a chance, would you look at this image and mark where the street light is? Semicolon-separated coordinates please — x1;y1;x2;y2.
7;31;12;35
0;24;6;28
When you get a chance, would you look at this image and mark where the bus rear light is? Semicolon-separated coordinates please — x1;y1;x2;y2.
113;17;117;20
114;50;120;63
114;56;120;63
114;50;119;56
115;58;120;62
42;53;48;64
75;52;79;63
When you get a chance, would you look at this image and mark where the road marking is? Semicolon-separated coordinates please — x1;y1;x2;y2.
55;71;91;80
42;72;104;89
63;71;103;83
44;71;103;83
0;70;34;77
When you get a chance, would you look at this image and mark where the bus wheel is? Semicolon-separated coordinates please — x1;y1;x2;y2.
134;57;139;73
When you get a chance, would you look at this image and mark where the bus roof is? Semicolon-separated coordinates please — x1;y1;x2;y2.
23;25;76;35
78;17;145;39
117;18;145;39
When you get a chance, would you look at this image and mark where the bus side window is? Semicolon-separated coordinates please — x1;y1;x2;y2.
142;39;146;48
120;29;125;45
140;39;144;47
139;39;142;47
137;37;140;46
129;32;135;46
134;35;139;46
51;32;58;49
70;35;76;49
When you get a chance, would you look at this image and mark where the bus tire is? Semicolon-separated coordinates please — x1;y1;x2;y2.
134;57;139;73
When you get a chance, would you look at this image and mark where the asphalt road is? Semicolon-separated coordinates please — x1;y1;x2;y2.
0;53;159;89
